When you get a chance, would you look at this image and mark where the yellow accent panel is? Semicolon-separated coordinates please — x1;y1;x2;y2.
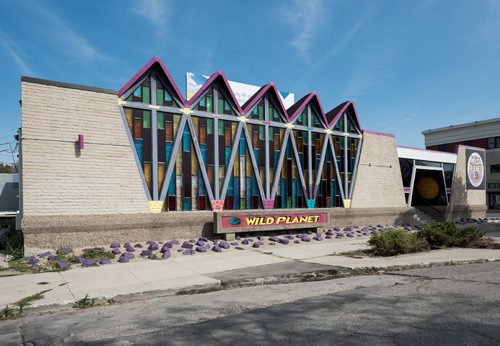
179;108;193;115
343;199;351;208
117;99;127;106
149;201;165;213
149;105;160;110
285;123;295;129
325;129;333;134
237;116;248;122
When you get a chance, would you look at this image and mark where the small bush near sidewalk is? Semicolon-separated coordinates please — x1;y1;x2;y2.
417;222;484;248
368;229;430;256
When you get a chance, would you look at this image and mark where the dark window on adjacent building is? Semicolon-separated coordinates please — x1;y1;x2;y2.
488;136;500;149
491;164;500;173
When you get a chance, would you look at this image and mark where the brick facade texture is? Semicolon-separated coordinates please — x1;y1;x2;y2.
21;81;150;217
351;133;406;208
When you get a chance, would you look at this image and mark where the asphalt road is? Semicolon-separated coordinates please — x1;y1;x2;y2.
1;262;499;345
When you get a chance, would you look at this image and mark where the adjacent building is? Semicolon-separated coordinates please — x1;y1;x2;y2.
423;118;499;209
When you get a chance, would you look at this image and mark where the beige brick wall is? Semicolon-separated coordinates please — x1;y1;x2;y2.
449;145;486;207
351;133;406;208
21;81;150;216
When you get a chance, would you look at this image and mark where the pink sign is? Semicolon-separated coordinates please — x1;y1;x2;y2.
220;213;328;229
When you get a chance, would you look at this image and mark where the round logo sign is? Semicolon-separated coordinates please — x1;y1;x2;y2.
467;152;484;188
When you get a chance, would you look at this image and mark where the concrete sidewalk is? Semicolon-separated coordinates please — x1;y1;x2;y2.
1;238;499;310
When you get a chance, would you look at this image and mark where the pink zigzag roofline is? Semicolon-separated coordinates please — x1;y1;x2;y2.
118;57;362;130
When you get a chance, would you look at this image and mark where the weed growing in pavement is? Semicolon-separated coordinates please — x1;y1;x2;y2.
14;289;52;314
8;258;31;272
73;294;96;309
0;305;19;320
81;247;114;261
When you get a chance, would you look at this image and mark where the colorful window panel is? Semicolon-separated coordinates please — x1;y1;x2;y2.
249;100;264;120
193;89;214;113
125;107;153;196
274;140;306;209
170;119;210;211
295;110;308;126
126;78;151;104
217;119;238;206
316;143;342;208
246;123;267;204
158;112;181;210
217;92;236;116
333;114;345;132
156;80;179;107
347;137;359;186
268;127;286;200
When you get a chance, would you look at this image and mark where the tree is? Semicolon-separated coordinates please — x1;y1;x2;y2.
0;163;15;173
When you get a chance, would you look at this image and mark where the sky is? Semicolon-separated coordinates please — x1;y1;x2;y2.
1;0;500;164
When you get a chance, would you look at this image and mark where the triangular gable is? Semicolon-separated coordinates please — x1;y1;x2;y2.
241;83;288;122
325;101;362;131
118;57;185;107
287;93;328;128
186;72;242;115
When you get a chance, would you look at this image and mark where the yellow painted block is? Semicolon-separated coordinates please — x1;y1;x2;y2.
149;201;165;213
237;116;248;122
179;107;193;115
149;105;160;110
285;123;295;129
343;199;351;208
117;99;127;106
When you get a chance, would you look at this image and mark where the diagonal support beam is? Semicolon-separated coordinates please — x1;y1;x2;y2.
186;116;215;203
270;129;291;200
329;135;346;201
119;106;152;201
348;137;363;199
220;122;244;201
312;134;331;199
289;132;309;200
242;124;267;205
159;116;187;201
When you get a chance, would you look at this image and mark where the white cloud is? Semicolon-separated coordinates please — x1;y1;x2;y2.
132;0;171;37
281;0;326;61
0;29;33;75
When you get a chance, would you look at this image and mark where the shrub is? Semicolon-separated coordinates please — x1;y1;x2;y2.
368;229;429;256
417;222;484;248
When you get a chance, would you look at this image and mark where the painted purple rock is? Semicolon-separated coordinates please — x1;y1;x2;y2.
47;255;57;262
118;255;130;263
269;242;276;245
177;249;183;252
334;226;341;232
235;246;244;250
313;235;323;241
99;259;111;265
75;256;85;263
124;242;131;248
219;241;230;249
343;227;352;232
212;246;222;253
279;238;289;245
196;246;208;253
346;233;354;238
285;235;294;240
235;235;242;240
377;225;383;228
112;248;121;255
81;259;97;267
183;249;195;255
269;236;280;242
163;250;171;259
301;236;311;242
170;240;180;245
325;230;333;236
241;239;250;245
148;243;159;251
161;244;171;253
307;230;313;235
110;242;120;248
294;240;300;244
56;262;69;269
257;236;264;241
38;251;51;258
336;234;344;238
189;239;196;243
325;235;332;239
199;237;209;242
134;243;144;248
196;240;206;247
28;257;40;265
140;250;153;257
182;242;194;249
252;242;261;248
230;241;239;246
126;247;135;252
